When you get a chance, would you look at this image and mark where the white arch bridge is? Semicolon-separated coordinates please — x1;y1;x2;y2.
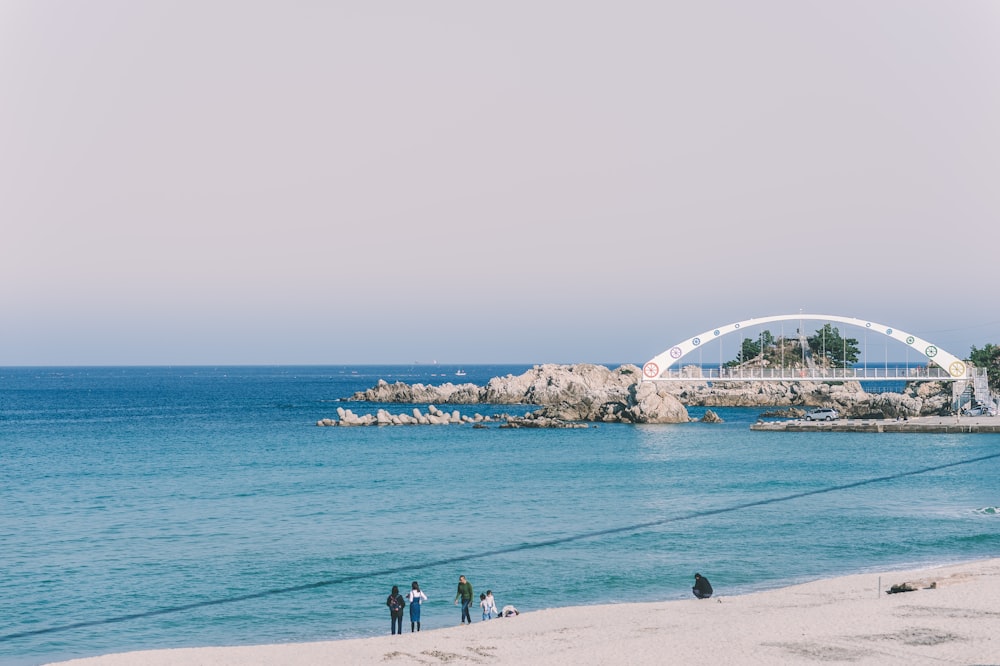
641;313;985;386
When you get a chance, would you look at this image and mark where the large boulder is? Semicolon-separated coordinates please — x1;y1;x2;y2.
350;379;482;404
482;363;638;406
621;381;690;424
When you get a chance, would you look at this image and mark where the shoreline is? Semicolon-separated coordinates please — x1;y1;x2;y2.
51;558;1000;665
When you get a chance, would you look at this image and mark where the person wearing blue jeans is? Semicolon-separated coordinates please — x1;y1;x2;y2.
454;575;473;624
386;585;405;635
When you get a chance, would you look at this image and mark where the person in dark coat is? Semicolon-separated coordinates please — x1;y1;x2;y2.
692;573;713;599
386;585;406;635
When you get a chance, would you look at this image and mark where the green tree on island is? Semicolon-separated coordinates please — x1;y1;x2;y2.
807;324;859;368
968;344;1000;391
726;331;775;367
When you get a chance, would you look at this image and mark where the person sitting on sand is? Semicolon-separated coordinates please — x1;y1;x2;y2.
692;573;713;599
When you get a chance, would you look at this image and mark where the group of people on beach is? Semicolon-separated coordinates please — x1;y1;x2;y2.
387;573;709;635
386;575;517;635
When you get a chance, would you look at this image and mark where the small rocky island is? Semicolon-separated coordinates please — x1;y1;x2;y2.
317;363;954;427
320;364;686;427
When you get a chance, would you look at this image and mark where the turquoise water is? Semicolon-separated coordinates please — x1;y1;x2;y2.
2;366;998;665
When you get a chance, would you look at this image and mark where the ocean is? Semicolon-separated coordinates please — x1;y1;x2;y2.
1;365;998;665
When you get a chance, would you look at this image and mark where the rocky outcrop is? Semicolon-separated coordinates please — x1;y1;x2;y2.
500;416;590;429
339;364;690;425
325;364;955;427
700;409;723;423
660;377;951;418
760;407;808;419
482;363;637;406
349;380;483;404
350;364;641;407
618;380;690;424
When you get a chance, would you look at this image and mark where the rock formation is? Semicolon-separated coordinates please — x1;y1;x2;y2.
700;409;723;423
320;364;955;427
659;375;951;418
337;364;689;425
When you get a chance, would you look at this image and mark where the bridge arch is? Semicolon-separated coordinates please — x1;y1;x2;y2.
641;313;968;381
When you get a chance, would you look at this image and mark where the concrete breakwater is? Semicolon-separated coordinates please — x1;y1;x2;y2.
316;405;590;428
317;404;496;427
751;415;1000;433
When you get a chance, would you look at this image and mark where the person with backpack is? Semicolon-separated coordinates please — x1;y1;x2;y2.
386;585;406;635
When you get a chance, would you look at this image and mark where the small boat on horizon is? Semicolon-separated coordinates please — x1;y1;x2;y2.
455;369;467;376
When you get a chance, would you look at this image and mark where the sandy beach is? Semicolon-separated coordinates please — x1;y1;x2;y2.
52;558;1000;665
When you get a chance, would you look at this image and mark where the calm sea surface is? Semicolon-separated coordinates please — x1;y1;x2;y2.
1;365;998;665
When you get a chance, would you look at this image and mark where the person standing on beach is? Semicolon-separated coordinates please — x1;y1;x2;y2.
477;590;497;620
692;573;713;599
454;575;473;624
386;585;405;635
406;581;428;632
484;590;497;620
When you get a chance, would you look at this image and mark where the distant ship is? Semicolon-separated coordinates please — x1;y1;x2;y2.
455;369;467;377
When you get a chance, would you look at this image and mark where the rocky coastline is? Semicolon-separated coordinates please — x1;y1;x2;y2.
316;363;954;427
320;364;687;426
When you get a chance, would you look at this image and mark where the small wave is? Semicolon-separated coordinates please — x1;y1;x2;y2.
974;506;999;515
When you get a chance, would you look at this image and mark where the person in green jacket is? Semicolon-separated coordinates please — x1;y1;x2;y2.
453;575;474;624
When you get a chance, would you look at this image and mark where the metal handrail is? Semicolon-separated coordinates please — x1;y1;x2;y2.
648;366;975;382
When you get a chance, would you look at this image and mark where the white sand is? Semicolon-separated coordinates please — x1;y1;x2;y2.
51;559;1000;665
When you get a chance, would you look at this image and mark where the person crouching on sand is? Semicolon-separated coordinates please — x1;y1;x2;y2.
692;573;713;599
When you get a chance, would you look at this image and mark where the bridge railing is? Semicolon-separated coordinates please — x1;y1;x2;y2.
648;366;962;382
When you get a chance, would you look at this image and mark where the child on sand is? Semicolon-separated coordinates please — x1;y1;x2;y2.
484;590;497;619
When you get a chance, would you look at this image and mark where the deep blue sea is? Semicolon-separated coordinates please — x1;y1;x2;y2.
2;365;998;665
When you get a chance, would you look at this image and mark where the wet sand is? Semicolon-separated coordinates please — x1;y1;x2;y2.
52;558;1000;665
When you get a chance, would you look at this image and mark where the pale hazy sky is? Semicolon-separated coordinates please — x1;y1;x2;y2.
2;1;998;365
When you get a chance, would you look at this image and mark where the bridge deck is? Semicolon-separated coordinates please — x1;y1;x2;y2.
648;367;961;382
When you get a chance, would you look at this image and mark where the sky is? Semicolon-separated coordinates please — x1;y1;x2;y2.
2;1;998;366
